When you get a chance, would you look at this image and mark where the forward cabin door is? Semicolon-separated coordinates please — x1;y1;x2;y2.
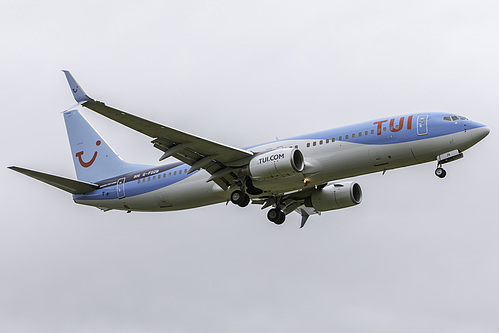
417;115;429;136
117;177;126;199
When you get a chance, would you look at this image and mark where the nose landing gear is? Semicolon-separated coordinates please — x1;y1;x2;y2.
434;150;464;178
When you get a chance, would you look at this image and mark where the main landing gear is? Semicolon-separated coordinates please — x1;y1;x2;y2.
230;189;286;225
267;208;286;225
230;190;250;207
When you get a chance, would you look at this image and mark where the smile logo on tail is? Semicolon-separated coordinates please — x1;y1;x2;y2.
76;140;101;168
72;86;79;93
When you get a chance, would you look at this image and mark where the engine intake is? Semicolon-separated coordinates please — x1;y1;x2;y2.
305;182;362;212
248;148;304;180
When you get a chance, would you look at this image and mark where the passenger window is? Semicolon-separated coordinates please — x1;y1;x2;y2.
365;131;368;136
179;170;182;175
371;129;374;135
148;177;151;181
319;140;323;145
332;138;335;142
345;135;349;139
152;176;156;180
352;133;355;138
174;171;177;176
137;179;141;184
339;136;342;141
326;139;329;144
307;143;310;148
383;127;387;132
313;142;317;146
168;172;171;177
295;145;298;149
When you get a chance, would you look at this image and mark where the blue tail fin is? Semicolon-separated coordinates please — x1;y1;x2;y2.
64;110;150;182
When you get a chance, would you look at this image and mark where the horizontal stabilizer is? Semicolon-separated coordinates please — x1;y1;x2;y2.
8;166;99;194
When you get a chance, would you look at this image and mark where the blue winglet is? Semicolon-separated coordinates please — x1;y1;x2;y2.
62;70;92;103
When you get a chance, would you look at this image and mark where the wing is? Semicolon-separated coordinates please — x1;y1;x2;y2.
63;71;253;189
8;166;99;194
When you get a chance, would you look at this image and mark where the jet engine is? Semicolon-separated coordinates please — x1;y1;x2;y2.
305;182;362;212
248;148;304;180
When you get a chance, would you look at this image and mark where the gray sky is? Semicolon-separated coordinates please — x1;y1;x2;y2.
1;1;498;332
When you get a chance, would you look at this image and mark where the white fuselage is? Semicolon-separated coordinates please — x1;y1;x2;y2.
73;114;488;213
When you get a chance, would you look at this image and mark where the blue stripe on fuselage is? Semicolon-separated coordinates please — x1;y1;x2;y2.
73;163;198;201
74;112;486;202
283;112;486;145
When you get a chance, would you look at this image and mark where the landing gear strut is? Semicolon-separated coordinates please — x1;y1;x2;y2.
435;161;447;179
267;208;286;225
230;190;250;207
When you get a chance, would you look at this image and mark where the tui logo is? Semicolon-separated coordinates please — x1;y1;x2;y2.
76;140;101;168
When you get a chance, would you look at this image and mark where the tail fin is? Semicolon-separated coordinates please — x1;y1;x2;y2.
64;109;150;182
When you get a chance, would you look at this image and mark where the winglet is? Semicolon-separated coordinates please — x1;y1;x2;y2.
62;70;92;103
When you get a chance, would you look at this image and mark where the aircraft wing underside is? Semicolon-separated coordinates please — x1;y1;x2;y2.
82;100;253;189
63;70;254;190
8;166;99;194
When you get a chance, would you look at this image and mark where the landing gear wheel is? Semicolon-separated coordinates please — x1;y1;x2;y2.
267;208;286;225
435;167;447;178
239;194;250;207
230;190;250;207
275;211;286;225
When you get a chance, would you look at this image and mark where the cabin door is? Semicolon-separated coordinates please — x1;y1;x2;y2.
117;177;126;199
417;115;428;136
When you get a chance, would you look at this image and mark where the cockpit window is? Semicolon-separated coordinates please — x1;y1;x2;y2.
443;115;468;121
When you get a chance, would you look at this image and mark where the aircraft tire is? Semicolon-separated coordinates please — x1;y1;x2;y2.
238;193;250;207
435;167;447;178
231;190;249;206
268;208;285;224
267;208;279;222
275;211;286;225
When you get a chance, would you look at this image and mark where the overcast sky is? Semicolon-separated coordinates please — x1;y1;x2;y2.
1;1;499;332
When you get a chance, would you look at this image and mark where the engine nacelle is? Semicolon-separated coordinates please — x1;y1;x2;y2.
248;148;304;180
305;182;362;212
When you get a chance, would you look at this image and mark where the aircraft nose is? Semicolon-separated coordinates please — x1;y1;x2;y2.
471;125;490;142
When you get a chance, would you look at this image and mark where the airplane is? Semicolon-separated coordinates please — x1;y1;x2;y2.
9;71;490;227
